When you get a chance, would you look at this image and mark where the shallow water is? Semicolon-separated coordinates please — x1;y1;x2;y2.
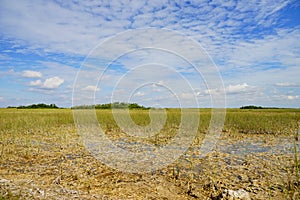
101;135;300;158
216;137;300;156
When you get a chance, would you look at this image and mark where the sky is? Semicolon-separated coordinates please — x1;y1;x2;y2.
0;0;299;108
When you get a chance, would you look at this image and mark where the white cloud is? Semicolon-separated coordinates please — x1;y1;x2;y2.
287;95;299;100
226;83;249;94
28;76;64;90
0;96;3;101
42;76;64;89
82;85;100;92
22;70;42;78
202;83;254;96
220;28;300;72
29;79;42;86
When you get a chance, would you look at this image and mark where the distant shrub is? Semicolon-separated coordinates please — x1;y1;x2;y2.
240;105;263;109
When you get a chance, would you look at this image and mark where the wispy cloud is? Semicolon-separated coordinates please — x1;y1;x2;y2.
275;82;300;87
82;85;100;92
0;54;12;60
0;0;296;56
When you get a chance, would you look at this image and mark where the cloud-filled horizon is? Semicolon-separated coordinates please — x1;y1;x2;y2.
0;0;299;108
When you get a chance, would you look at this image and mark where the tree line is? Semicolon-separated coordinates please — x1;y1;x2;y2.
71;102;149;110
240;105;279;109
7;103;59;109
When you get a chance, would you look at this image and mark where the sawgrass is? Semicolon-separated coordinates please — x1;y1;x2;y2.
1;108;298;135
0;108;299;199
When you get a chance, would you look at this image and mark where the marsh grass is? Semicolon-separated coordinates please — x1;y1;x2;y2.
0;108;300;199
283;129;300;199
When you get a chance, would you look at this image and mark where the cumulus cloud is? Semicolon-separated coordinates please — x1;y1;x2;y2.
22;70;42;78
29;76;64;89
43;76;64;89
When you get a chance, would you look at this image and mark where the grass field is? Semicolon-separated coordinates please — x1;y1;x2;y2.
0;108;299;199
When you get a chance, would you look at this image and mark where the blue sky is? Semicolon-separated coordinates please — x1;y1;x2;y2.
0;0;299;108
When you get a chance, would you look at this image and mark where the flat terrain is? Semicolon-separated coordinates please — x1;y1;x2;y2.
0;108;299;199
